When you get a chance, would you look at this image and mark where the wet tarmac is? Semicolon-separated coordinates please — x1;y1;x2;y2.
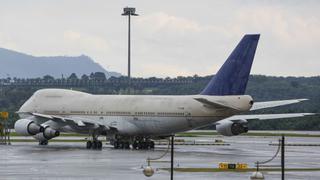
1;135;320;180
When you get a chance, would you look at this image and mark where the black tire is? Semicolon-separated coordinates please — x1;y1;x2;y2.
97;141;102;149
110;139;115;145
114;141;119;149
120;141;125;149
142;142;147;149
86;141;92;149
132;142;138;150
124;142;130;149
39;140;48;146
150;141;155;149
137;142;142;150
92;141;98;149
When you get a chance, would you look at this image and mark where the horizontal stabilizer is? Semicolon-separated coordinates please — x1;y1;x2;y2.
251;99;308;111
194;98;239;110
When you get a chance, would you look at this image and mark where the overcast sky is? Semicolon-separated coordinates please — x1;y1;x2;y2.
0;0;319;77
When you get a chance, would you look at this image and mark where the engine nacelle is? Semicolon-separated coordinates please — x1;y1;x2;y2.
216;120;248;136
34;126;60;141
14;119;44;136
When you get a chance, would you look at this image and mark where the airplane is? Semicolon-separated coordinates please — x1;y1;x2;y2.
14;34;315;150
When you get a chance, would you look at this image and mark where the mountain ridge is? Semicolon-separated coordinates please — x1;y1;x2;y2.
0;47;121;78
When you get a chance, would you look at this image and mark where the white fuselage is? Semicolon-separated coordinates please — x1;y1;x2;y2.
19;89;253;136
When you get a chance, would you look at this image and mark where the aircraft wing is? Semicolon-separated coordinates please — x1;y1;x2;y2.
250;99;308;111
223;113;315;122
21;112;114;132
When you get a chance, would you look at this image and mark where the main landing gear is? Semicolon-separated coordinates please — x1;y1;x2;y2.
86;140;102;150
86;133;102;150
132;138;155;150
39;140;48;145
112;136;155;150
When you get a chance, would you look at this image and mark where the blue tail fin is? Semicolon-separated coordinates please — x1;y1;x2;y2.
200;34;260;95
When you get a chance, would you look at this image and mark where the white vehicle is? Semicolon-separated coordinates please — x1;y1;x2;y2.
15;34;314;149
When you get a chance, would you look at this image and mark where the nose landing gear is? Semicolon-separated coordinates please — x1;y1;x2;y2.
39;140;48;145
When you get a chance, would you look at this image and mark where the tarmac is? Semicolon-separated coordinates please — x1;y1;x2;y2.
1;134;320;180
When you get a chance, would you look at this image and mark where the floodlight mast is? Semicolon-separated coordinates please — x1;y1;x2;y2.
122;7;138;93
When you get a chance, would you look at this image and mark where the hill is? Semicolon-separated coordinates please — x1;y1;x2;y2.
0;47;121;78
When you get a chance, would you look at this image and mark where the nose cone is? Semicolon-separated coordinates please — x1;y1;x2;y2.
18;96;35;115
19;100;30;112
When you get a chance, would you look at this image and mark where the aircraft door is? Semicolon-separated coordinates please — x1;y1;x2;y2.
185;111;195;128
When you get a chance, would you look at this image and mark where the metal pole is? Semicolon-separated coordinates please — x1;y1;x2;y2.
281;135;285;180
122;7;138;94
128;13;131;93
7;128;11;145
171;135;174;180
3;119;6;144
128;13;131;79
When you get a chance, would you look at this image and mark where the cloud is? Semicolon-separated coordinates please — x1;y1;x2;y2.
0;1;319;77
0;32;18;50
63;30;109;54
137;12;202;33
233;6;320;47
131;4;320;77
136;11;229;37
222;5;320;76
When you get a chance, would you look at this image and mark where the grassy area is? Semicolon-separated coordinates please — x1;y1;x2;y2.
160;167;320;173
176;133;201;137
9;132;87;137
8;139;98;143
176;131;320;138
242;132;320;137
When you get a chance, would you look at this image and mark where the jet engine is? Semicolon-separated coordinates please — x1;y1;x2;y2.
34;126;60;141
14;119;44;136
216;119;248;136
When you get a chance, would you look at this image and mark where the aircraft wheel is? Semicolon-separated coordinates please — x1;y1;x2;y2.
97;141;103;149
124;142;130;149
149;141;155;149
120;141;125;149
92;141;98;149
132;142;138;150
114;141;119;149
86;141;92;149
39;140;48;146
142;142;148;149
